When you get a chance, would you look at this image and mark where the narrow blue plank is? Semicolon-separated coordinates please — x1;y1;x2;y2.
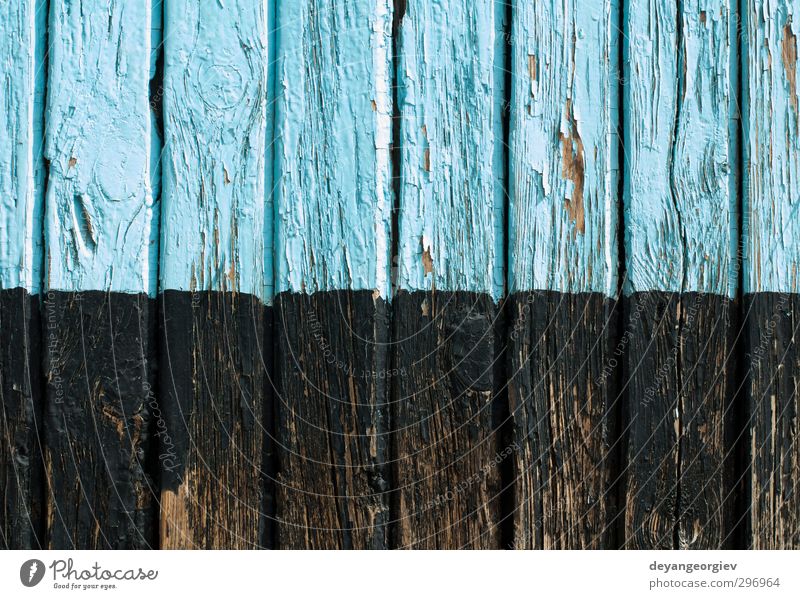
44;0;157;295
159;0;269;302
0;0;46;294
508;0;620;296
396;0;504;299
623;0;736;297
273;0;393;297
743;0;800;295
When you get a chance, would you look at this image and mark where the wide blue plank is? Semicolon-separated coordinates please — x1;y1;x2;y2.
159;0;269;302
509;0;620;296
44;0;157;295
623;0;737;296
273;0;393;297
396;0;504;299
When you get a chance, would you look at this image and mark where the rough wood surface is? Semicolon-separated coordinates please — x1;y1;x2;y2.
0;0;47;550
392;0;506;549
42;0;158;549
272;0;393;549
507;0;620;549
622;0;737;549
158;0;270;549
742;0;800;549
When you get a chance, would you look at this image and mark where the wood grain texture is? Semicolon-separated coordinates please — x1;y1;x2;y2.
0;0;47;549
507;0;620;549
393;292;504;549
43;0;158;549
158;0;270;549
392;0;506;549
273;0;393;549
742;0;800;548
622;0;737;549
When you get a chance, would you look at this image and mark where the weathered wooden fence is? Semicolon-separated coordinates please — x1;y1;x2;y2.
1;0;798;549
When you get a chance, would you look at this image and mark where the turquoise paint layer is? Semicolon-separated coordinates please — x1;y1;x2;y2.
396;0;505;300
623;0;737;297
508;0;620;297
0;0;46;294
742;1;800;294
44;0;157;295
160;0;269;302
273;0;393;297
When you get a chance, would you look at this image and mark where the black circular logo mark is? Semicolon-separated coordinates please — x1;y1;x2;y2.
20;559;45;587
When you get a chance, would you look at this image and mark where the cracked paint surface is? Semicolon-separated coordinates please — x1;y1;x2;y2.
159;0;269;302
273;0;393;297
44;0;157;295
623;0;736;297
743;0;800;294
0;0;47;294
396;0;505;300
509;0;620;296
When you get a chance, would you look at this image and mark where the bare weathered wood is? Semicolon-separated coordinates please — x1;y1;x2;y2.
742;0;800;549
158;0;270;549
273;0;393;549
392;0;506;549
508;0;620;548
0;0;46;549
43;0;159;549
622;0;737;549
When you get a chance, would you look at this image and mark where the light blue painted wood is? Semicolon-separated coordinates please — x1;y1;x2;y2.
508;0;620;297
273;0;393;297
396;0;504;300
0;0;47;294
44;0;157;295
623;0;737;297
159;0;269;302
742;1;800;294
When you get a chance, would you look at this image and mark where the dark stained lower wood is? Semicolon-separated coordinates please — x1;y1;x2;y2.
745;292;800;549
508;291;616;549
275;290;389;549
44;290;156;549
0;289;44;549
623;292;735;549
159;290;268;549
391;291;504;549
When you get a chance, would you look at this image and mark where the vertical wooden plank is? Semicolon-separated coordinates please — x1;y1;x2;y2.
43;0;158;548
159;0;270;549
622;0;737;548
742;0;800;549
392;0;506;549
508;1;620;548
273;0;393;549
0;0;47;549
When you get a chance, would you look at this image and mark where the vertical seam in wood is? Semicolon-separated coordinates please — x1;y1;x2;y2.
498;0;515;550
387;0;405;550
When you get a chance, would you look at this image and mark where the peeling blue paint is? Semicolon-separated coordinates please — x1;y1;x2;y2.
0;0;47;294
742;0;800;294
44;0;158;296
623;0;737;297
396;0;505;300
273;0;393;297
508;0;620;297
159;0;269;302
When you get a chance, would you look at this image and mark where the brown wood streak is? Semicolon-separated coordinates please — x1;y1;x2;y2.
275;291;389;549
159;291;265;549
509;292;614;549
623;293;734;549
392;291;503;549
747;293;800;549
